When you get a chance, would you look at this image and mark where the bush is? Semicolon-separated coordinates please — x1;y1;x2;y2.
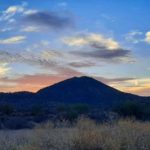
30;105;43;116
114;101;144;119
57;104;89;121
0;104;14;115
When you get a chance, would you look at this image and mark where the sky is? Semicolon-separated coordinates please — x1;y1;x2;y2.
0;0;149;96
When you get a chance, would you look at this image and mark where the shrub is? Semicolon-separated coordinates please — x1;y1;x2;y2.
57;104;89;121
114;101;143;119
0;104;14;115
30;105;43;116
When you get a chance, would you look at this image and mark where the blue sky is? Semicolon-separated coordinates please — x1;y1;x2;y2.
0;0;149;95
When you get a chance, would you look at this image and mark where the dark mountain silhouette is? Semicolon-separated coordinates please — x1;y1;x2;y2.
0;76;150;110
36;76;150;108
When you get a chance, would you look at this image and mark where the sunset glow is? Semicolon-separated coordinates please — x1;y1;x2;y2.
0;0;149;96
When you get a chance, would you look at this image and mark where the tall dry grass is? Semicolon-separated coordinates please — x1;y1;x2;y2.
0;118;149;150
72;117;150;150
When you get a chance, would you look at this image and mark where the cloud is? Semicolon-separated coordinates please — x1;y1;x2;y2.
5;5;24;14
0;48;85;92
147;67;150;71
0;36;26;44
95;76;135;84
0;5;24;22
63;33;120;49
125;31;143;44
64;33;132;62
110;78;150;96
145;31;150;44
69;61;95;68
0;50;57;68
0;27;13;33
72;48;130;60
20;26;39;32
0;2;37;23
23;9;37;15
0;63;10;76
23;11;74;30
125;30;150;45
0;50;84;75
0;71;80;92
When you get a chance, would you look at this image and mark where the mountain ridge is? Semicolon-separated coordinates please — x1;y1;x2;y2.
0;76;149;110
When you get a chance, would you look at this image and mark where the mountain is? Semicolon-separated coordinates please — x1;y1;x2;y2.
0;76;150;110
36;76;150;108
0;76;150;129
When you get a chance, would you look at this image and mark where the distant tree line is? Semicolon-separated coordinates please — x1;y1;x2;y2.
114;101;150;120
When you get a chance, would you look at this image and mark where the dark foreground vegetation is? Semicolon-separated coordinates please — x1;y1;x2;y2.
0;100;150;129
0;117;150;150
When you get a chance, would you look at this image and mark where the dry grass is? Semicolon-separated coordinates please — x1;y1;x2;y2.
72;117;150;150
0;118;149;150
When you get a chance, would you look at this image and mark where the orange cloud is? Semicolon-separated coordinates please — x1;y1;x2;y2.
0;66;83;92
110;78;150;96
0;74;67;92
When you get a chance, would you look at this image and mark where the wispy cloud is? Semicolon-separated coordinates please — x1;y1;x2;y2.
109;78;150;96
0;50;57;68
125;30;150;45
145;31;150;44
63;33;120;49
72;48;131;61
20;26;39;32
0;2;37;23
69;61;95;68
125;31;143;44
0;36;26;44
0;71;80;92
0;27;13;33
0;63;10;76
23;11;75;30
63;33;133;63
0;4;24;22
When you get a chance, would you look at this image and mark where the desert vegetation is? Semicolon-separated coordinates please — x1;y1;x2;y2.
0;117;149;150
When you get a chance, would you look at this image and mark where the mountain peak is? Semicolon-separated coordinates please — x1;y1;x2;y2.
69;76;96;81
36;75;127;105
